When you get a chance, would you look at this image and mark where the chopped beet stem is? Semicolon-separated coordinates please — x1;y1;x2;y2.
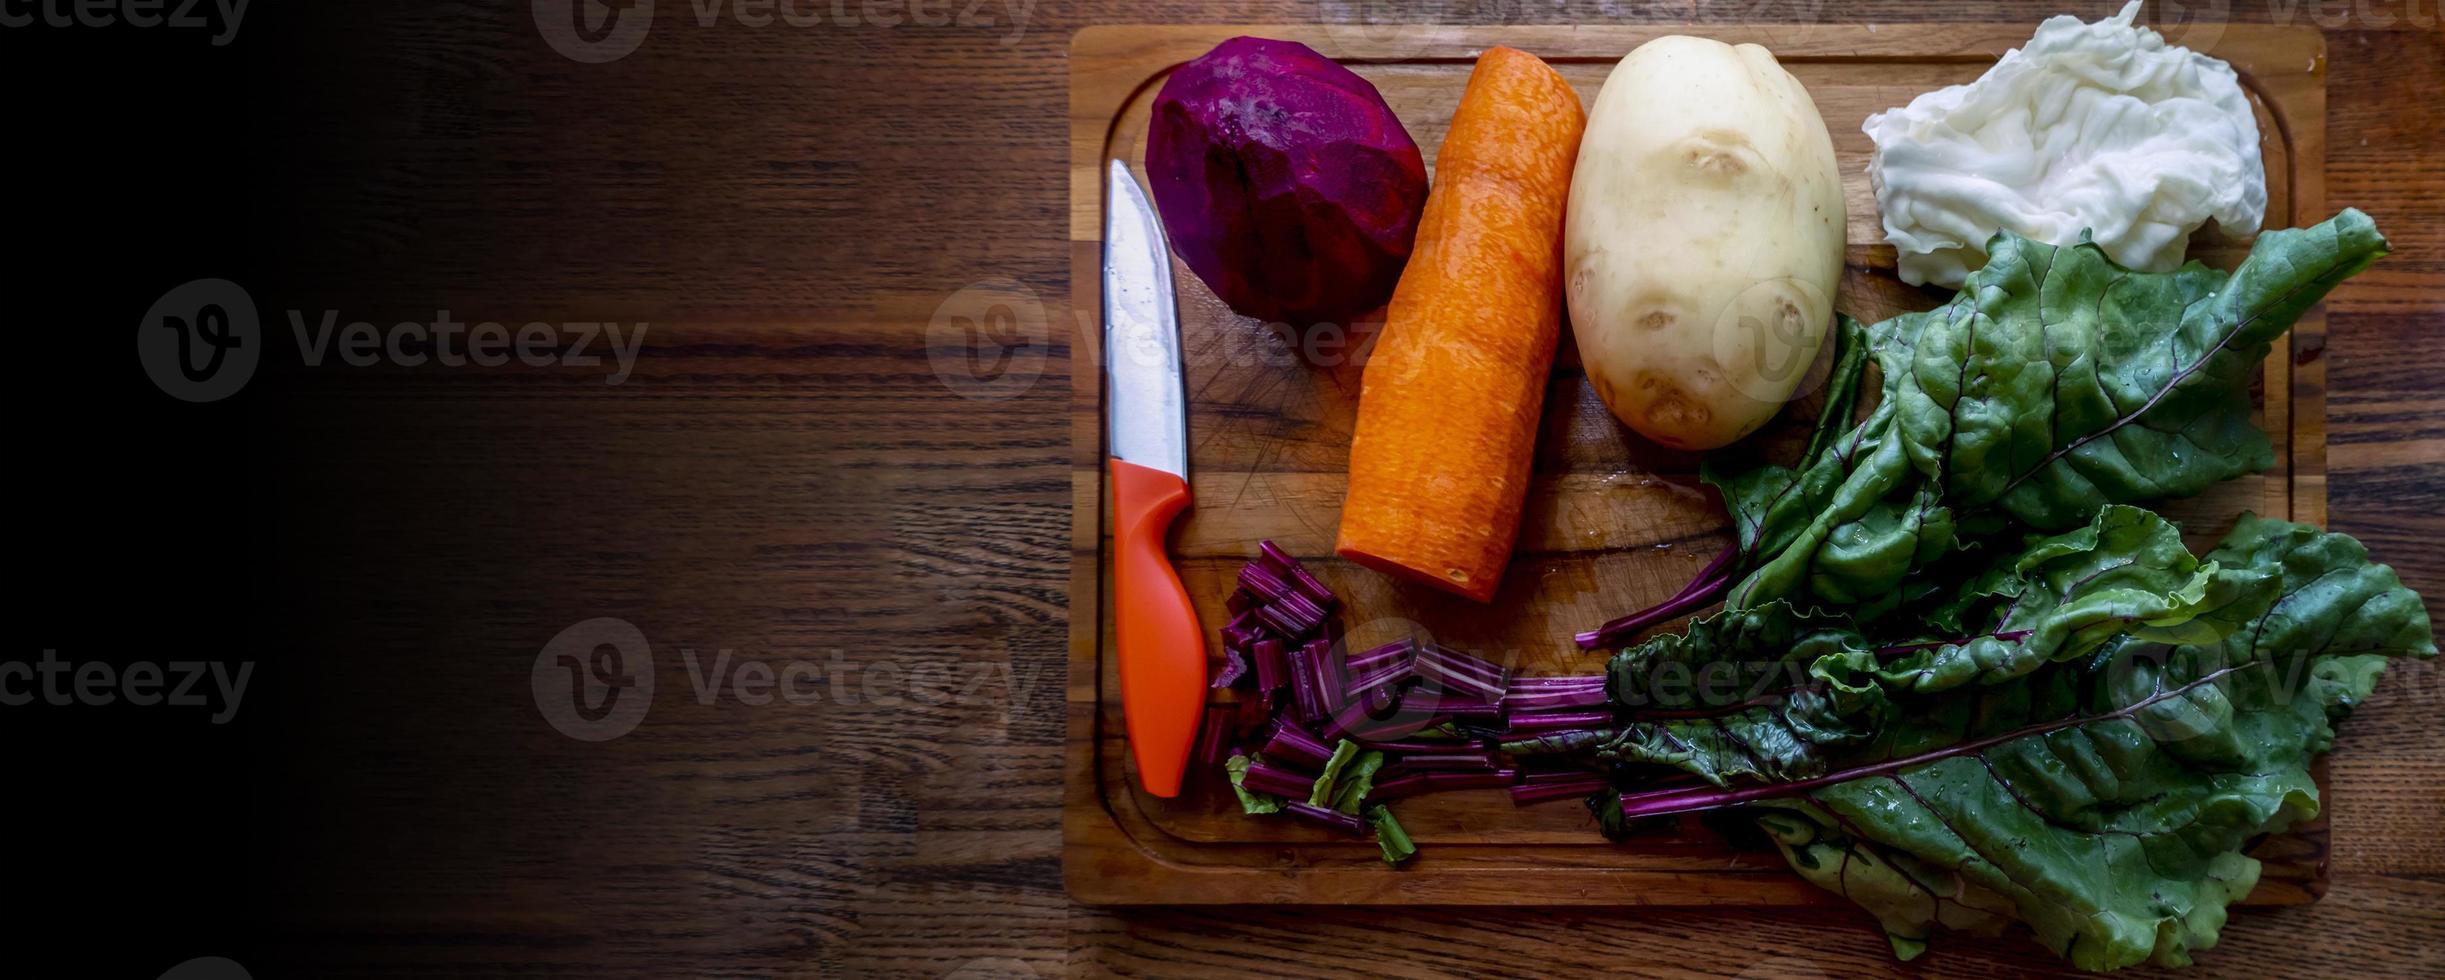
1304;638;1347;714
1574;544;1739;649
1505;709;1614;734
1241;758;1319;798
1322;692;1393;742
1257;540;1297;575
1288;567;1337;608
1239;563;1295;604
1347;639;1415;672
1343;712;1454;743
1343;660;1416;700
1403;693;1503;719
1502;685;1610;711
1257;600;1317;639
1509;776;1610;806
1354;737;1476;753
1193;709;1235;767
1262;721;1336;769
1390;751;1499;771
1282;802;1368;836
1507;674;1607;690
1423;769;1520;792
1413;652;1507;704
1252;638;1289;692
1366;772;1432;802
1420;643;1509;684
1519;768;1605;784
1573;571;1730;649
1285;643;1328;721
1256;540;1338;607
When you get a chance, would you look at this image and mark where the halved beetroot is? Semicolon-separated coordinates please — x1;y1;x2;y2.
1144;37;1427;326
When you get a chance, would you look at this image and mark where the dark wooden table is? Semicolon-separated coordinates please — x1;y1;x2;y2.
246;2;2441;976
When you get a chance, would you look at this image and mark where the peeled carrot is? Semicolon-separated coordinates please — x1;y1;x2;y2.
1335;48;1585;603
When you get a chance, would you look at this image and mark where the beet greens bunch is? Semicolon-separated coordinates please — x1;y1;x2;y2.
1202;211;2437;971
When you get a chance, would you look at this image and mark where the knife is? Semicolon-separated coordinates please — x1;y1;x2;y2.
1102;159;1205;798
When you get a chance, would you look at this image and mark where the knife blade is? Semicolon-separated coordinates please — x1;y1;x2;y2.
1102;159;1205;798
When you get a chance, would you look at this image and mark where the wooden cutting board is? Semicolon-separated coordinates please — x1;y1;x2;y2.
1065;23;2332;905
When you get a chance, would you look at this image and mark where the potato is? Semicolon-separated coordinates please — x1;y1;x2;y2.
1563;36;1845;450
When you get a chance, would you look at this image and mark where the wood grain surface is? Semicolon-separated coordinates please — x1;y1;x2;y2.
1065;21;2338;909
250;2;2441;977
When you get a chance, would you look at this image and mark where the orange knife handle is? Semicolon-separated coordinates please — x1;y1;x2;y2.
1109;458;1206;798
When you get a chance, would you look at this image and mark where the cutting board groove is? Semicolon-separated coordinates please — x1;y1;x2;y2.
1066;23;2331;905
